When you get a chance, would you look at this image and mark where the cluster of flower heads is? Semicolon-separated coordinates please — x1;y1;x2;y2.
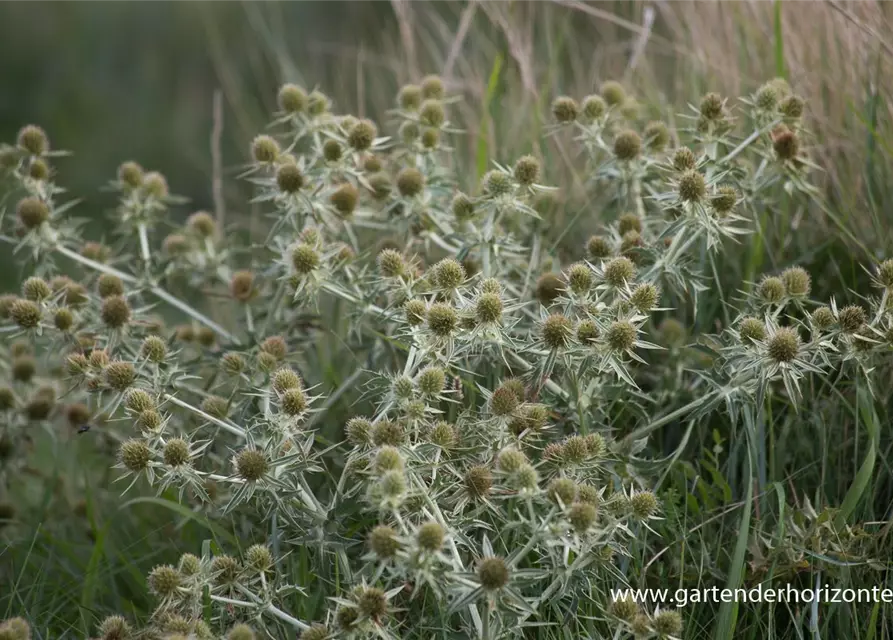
0;71;871;639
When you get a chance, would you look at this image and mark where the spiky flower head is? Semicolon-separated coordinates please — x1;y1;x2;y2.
451;192;475;221
378;470;407;498
433;258;465;289
484;170;513;197
699;92;724;120
178;553;201;576
188;211;216;237
136;409;162;432
201;395;228;419
617;213;642;236
291;244;321;275
811;306;835;331
604;256;636;286
630;283;659;312
678;170;706;202
876;259;893;289
673;147;696;172
141;171;168;198
17;124;48;155
280;387;307;416
421;74;445;99
399;121;420;143
163;438;190;467
548;478;577;505
95;274;124;299
630;491;659;518
773;127;799;160
535;273;564;305
229;270;255;302
576;319;599;345
0;386;14;411
211;555;241;586
119;439;150;472
221;352;246;375
348;119;377;152
271;368;301;394
260;336;288;360
278;83;307;113
551;96;579;123
16;196;49;230
475;292;503;325
513;155;540;186
758;277;786;303
251;135;279;163
244;544;273;574
98;615;132;640
356;586;388;620
427;302;458;337
377;249;407;278
755;82;780;110
148;565;182;598
276;162;305;193
330;183;358;216
711;185;738;215
420;100;445;127
236;448;269;482
346;417;373;446
335;607;358;632
542;313;573;350
631;615;651;636
429;421;457;449
838;305;866;333
611;596;640;622
613;129;642;161
125;389;155;413
372;420;405;447
567;263;593;294
779;94;804;119
421;127;440;149
587;235;613;259
562;435;589;464
739;317;766;343
488;384;518;416
477;557;509;590
653;610;683;636
465;465;493;498
374;446;404;472
417;365;446;396
581;94;607;121
22;277;50;301
369;525;399;559
417;521;445;551
398;84;422;110
105;361;135;390
65;403;90;428
568;502;597;533
644;121;670;151
781;266;810;297
496;448;527;473
577;482;601;505
599;80;625;106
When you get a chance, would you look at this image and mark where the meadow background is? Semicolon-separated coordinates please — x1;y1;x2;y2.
3;1;893;638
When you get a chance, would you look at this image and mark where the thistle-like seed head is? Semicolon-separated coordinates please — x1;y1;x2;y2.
119;439;150;472
587;235;613;259
0;387;15;411
451;192;475;221
548;478;577;505
563;435;589;463
535;273;564;305
345;417;373;446
97;274;124;299
201;395;228;419
251;135;280;163
417;365;446;396
433;258;465;289
711;185;738;215
781;266;810;297
16;196;49;230
577;319;599;345
779;94;804;119
374;446;404;472
699;92;724;120
28;158;50;181
148;565;182;597
429;421;457;449
568;502;597;532
483;170;513;197
369;524;399;558
604;256;636;286
673;147;696;172
178;553;201;576
163;438;190;467
631;283;660;312
357;586;388;619
126;389;155;412
348;119;377;152
141;171;169;199
838;305;866;333
229;270;255;302
379;469;407;497
292;244;321;274
630;491;659;518
644;121;670;151
600;80;626;106
98;614;132;640
372;420;405;447
631;614;651;636
18;124;48;155
211;555;241;585
236;449;269;482
610;596;640;622
278;83;307;113
811;306;835;330
417;521;445;551
542;313;573;350
163;234;189;255
335;607;358;631
398;84;422;110
421;74;445;99
474;292;503;325
739;317;767;343
678;170;706;202
551;96;579;123
496;447;527;473
272;367;302;393
758;277;786;303
421;128;440;149
280;387;307;416
419;100;445;128
567;263;593;294
136;409;162;432
101;295;131;328
276;163;305;193
65;403;90;427
773;127;799;160
11;356;35;382
22;277;51;301
377;249;407;278
654;610;684;636
613;129;642;161
477;556;509;590
755;82;780;110
513;155;540;186
399;120;420;143
187;211;216;237
221;352;246;375
260;336;288;359
581;94;607;121
876;259;893;288
427;302;458;337
606;321;637;351
577;482;600;505
330;183;359;216
618;212;642;236
245;544;273;573
227;624;256;640
465;465;493;498
105;361;135;390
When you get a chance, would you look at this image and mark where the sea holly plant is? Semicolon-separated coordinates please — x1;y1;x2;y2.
0;73;889;640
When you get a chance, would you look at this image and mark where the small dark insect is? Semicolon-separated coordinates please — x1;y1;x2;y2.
77;424;92;434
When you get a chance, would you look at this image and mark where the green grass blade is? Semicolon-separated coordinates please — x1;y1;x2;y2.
773;0;785;78
476;52;504;180
834;386;879;528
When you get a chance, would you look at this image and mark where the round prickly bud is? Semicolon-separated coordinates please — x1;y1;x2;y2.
577;483;600;505
613;129;641;161
513;155;540;186
618;213;642;236
755;82;780;110
24;387;55;420
673;148;697;173
17;124;48;155
187;211;216;237
280;387;307;416
372;420;405;447
631;614;651;635
136;409;162;432
11;356;34;382
535;272;563;306
377;249;407;278
395;167;424;198
542;313;573;350
278;83;307;113
654;610;683;636
260;336;288;359
276;162;305;193
105;361;135;390
399;120;420;144
630;283;659;312
97;274;124;298
417;521;445;551
739;317;766;342
251;135;279;163
163;234;189;256
421;127;440;149
419;99;445;127
490;384;519;416
139;336;166;363
876;259;893;288
0;387;14;411
496;448;527;473
587;235;613;259
307;90;330;115
379;469;407;497
16;196;49;229
374;446;403;472
481;277;501;294
562;435;589;464
678;170;706;202
227;624;256;640
477;557;509;590
417;366;446;396
126;389;155;412
357;586;388;619
245;544;273;574
630;491;659;518
236;448;269;481
604;256;636;286
66;403;90;428
779;94;804;119
348;119;377;152
9;299;43;329
429;420;457;449
581;94;607;121
475;292;503;324
335;607;358;631
421;74;445;100
812;306;835;330
398;84;422;110
201;395;228;419
89;349;110;368
366;172;391;200
514;464;538;490
221;351;246;375
451;192;475;221
644;120;670;151
272;367;302;393
163;438;190;467
178;553;201;576
148;565;182;597
98;614;132;640
230;270;255;302
758;277;786;303
369;524;399;558
403;299;427;326
330;183;358;216
712;185;738;214
345;416;372;446
465;465;492;498
606;320;637;351
568;502;597;532
567;263;593;294
600;80;626;106
101;295;131;328
22;277;51;301
773;127;799;160
211;555;241;585
551;96;579;123
782;266;810;297
427;302;458;337
838;305;866;333
577;320;599;345
611;596;639;622
699;92;724;119
291;244;320;274
141;171;168;199
298;624;328;640
433;258;465;289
